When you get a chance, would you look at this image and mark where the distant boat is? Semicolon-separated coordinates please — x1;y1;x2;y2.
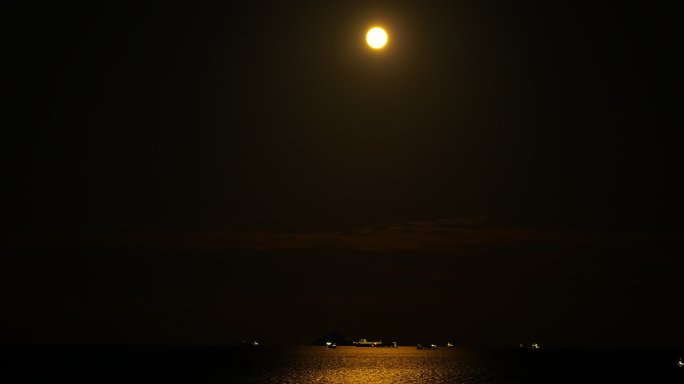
326;342;337;349
353;339;381;347
376;341;398;348
678;358;683;367
242;341;259;346
530;343;539;350
446;342;454;347
417;344;437;350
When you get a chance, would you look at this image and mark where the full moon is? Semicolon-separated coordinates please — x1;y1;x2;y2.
366;27;388;49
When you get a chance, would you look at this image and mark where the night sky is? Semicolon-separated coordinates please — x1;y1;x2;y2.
2;1;681;347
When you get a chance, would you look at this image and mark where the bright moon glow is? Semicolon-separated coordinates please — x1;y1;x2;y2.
366;27;388;49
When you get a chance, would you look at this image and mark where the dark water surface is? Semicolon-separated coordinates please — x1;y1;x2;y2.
1;346;682;383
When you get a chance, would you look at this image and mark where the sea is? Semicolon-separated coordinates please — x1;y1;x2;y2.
1;345;682;383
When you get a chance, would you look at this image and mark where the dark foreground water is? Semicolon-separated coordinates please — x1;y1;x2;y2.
1;346;682;383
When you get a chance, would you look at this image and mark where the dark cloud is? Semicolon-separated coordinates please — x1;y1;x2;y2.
2;218;680;347
5;217;679;256
2;235;681;347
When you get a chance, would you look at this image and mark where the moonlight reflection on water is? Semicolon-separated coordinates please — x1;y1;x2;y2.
228;347;522;383
1;345;680;383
